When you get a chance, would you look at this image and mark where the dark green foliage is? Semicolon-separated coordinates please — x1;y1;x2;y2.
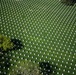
0;34;14;52
0;34;24;53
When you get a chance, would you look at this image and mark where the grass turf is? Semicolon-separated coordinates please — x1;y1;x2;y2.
0;0;76;75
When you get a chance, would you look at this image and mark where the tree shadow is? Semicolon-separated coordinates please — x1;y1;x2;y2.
0;53;11;75
11;39;24;50
0;38;24;53
0;38;24;74
39;62;58;75
61;0;76;6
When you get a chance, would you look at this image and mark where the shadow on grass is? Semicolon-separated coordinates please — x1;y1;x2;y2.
39;62;58;75
61;0;76;6
11;39;24;50
0;39;24;74
0;38;24;53
0;53;11;75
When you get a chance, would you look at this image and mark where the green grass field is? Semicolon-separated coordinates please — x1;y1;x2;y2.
0;0;76;75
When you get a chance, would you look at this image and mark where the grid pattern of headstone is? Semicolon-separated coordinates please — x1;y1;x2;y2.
0;0;76;75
